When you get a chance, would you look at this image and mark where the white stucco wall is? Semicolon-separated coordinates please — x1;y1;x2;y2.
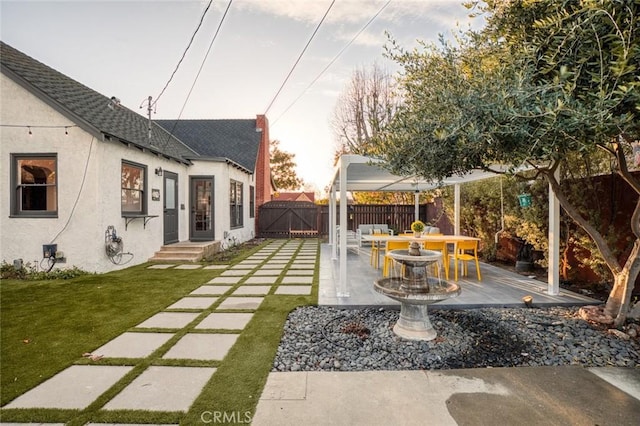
1;73;257;273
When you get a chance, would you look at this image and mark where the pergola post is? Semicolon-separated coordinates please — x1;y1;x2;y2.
330;186;337;259
414;191;420;222
547;167;561;295
338;157;349;297
454;183;461;235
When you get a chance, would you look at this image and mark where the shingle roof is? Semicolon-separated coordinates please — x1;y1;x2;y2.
0;41;196;163
156;119;261;173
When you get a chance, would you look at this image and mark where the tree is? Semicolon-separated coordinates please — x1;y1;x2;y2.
270;140;303;190
378;1;640;325
331;62;401;156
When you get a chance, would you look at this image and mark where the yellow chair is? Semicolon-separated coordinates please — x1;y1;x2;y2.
369;231;385;268
423;240;449;279
453;239;481;281
382;240;410;277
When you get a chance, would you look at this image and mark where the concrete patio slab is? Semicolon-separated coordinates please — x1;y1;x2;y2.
281;276;313;284
165;297;218;310
173;264;202;270
147;264;175;269
190;285;233;295
232;286;271;296
217;297;264;310
135;312;200;329
207;276;241;284
195;312;254;330
244;276;278;284
289;264;315;270
102;366;216;412
162;333;239;361
275;286;312;295
4;365;132;409
92;332;174;358
261;263;287;269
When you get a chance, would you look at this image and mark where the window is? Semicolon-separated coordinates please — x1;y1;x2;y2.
230;180;243;228
121;161;146;214
11;154;58;217
249;185;255;218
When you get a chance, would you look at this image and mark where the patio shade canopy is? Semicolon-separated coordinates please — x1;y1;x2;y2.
329;154;514;193
327;154;560;298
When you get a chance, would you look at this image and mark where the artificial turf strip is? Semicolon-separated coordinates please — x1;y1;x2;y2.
182;294;314;424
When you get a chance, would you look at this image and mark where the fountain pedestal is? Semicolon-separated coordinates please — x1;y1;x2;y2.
374;242;461;341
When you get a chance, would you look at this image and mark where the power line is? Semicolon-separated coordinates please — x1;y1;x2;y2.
150;0;214;109
163;0;233;145
272;0;392;126
264;0;336;116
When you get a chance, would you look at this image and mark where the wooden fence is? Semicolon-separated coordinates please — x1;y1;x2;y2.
258;200;453;238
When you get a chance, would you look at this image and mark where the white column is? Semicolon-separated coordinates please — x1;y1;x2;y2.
547;167;560;295
454;183;461;235
414;191;420;222
338;159;349;297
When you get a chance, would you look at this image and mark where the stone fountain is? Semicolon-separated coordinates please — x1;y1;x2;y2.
374;241;461;341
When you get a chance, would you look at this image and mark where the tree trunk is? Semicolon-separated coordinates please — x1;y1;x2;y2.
605;239;640;327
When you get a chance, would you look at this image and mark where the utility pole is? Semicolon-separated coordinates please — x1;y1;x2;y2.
140;96;154;144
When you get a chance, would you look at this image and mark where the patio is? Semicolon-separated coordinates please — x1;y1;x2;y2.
318;243;600;309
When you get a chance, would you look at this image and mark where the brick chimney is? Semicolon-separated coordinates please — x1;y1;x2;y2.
255;114;272;235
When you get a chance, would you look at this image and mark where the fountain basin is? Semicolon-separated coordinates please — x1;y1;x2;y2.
374;247;461;341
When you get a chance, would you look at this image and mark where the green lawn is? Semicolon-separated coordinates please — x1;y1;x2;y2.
0;239;318;424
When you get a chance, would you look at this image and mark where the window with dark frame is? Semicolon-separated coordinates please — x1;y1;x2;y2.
230;180;243;228
11;154;58;217
249;185;255;218
121;161;147;214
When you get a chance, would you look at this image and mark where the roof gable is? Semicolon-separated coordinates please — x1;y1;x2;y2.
156;119;261;173
0;41;196;163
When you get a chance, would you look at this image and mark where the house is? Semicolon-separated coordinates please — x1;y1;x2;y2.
0;41;272;273
273;191;315;203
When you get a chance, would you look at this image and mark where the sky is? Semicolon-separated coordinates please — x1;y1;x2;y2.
1;0;484;194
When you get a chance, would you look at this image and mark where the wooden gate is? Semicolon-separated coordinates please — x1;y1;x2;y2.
258;201;319;238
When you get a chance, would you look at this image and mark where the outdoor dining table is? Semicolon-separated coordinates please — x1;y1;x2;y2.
360;234;481;271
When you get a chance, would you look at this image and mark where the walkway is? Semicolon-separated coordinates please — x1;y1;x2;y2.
2;239;316;422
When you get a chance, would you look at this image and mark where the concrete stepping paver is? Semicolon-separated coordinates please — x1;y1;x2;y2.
289;264;315;270
281;276;313;284
102;366;216;412
147;264;175;269
244;276;278;284
163;333;239;360
4;365;132;409
174;264;202;270
196;312;254;330
92;332;174;358
217;297;264;310
208;276;242;284
136;312;200;329
165;297;218;310
221;269;252;276
190;285;232;295
252;269;283;275
232;286;271;296
285;270;314;276
261;263;287;269
203;264;228;270
275;286;312;295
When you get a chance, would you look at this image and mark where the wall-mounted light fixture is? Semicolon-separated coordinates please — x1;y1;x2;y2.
154;167;163;176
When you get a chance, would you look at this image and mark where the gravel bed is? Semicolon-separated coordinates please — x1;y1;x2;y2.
272;306;640;372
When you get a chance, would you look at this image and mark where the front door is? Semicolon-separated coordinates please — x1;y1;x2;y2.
190;176;214;241
163;171;179;244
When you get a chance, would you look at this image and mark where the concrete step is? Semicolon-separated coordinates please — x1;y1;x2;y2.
149;241;221;263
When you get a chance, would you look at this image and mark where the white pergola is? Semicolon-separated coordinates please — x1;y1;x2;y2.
328;154;560;297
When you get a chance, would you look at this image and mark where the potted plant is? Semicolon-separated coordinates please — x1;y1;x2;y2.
410;220;425;237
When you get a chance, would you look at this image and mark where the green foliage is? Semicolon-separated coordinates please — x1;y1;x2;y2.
0;261;91;280
270;139;303;190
